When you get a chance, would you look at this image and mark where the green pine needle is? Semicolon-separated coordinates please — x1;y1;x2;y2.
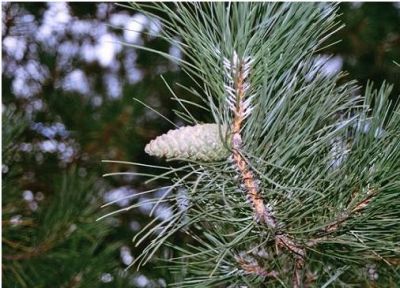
105;2;400;286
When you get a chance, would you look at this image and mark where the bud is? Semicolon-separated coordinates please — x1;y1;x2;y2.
145;124;229;161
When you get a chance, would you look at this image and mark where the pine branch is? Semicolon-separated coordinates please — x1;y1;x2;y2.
308;187;378;245
117;3;400;286
225;51;307;286
226;52;276;228
3;238;55;260
235;253;279;278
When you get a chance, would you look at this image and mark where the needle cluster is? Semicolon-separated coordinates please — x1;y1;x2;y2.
110;3;400;287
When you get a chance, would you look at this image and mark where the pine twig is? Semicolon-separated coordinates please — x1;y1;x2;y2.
227;51;277;229
308;187;378;246
235;253;279;278
3;242;53;260
3;234;57;261
63;273;83;288
326;189;376;233
226;51;306;287
293;258;304;288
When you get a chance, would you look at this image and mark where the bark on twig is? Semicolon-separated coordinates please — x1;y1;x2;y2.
235;254;279;278
227;52;306;287
228;53;277;229
308;189;378;247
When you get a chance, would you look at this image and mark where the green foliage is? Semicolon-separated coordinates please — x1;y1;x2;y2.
2;108;28;161
2;2;399;287
2;109;130;288
114;3;400;287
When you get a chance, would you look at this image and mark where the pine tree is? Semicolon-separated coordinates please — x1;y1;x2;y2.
2;109;131;287
106;2;400;287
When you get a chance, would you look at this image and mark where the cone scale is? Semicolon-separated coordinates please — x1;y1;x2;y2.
145;124;229;161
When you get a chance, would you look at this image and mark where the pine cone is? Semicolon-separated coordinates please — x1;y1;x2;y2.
145;124;229;161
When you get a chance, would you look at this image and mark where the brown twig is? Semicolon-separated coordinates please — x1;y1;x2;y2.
235;253;279;278
308;189;378;247
229;54;277;229
3;236;56;261
227;53;306;287
276;234;306;259
2;219;35;227
3;243;53;260
63;272;83;288
292;258;304;288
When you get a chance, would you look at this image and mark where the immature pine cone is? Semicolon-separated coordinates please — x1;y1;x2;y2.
145;124;229;161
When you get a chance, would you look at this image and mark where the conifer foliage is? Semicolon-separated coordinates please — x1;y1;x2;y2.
2;108;130;287
112;3;400;287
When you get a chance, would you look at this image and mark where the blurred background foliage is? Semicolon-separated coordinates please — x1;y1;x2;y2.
2;2;399;287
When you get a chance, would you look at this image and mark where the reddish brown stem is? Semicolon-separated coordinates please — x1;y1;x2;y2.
235;254;279;278
308;190;378;247
229;54;306;286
